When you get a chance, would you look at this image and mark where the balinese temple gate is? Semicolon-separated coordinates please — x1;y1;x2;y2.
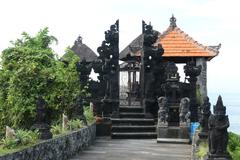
73;16;220;140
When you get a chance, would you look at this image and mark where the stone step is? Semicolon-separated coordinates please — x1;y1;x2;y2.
111;132;157;139
112;125;156;132
119;112;145;118
119;106;143;113
111;118;155;125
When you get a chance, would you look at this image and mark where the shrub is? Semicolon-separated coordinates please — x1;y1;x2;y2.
0;138;18;149
68;119;84;131
51;124;64;136
0;29;85;138
228;132;240;160
0;129;39;149
196;142;208;159
84;106;95;124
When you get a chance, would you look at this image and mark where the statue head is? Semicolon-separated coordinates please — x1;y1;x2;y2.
158;97;168;109
180;97;190;111
214;95;226;117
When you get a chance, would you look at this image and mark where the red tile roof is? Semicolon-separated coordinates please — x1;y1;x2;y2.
119;15;220;61
155;18;220;60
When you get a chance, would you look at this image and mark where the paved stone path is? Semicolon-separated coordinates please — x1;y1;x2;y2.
69;137;191;160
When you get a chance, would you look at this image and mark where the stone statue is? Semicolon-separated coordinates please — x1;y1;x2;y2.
179;97;191;126
5;126;16;139
72;96;87;125
31;97;52;139
199;96;211;138
208;96;231;159
157;97;168;126
142;20;164;117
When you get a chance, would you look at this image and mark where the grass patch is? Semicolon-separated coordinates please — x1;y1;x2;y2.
197;141;208;159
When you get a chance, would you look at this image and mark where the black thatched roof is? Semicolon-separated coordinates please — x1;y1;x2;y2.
71;36;98;62
119;34;143;61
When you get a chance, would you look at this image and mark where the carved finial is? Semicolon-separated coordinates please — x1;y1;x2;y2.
115;19;119;32
170;14;177;28
214;95;226;115
142;20;146;33
75;36;83;46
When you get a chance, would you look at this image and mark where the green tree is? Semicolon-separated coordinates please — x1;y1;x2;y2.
0;28;83;137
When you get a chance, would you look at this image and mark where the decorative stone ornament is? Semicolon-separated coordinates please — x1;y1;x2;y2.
31;97;52;140
179;97;191;127
157;97;169;126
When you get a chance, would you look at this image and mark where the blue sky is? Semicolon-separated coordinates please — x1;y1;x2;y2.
0;0;240;94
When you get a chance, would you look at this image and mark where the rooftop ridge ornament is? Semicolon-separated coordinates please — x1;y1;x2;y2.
75;35;83;47
170;14;177;28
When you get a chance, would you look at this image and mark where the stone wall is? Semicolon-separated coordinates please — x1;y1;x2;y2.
0;123;96;160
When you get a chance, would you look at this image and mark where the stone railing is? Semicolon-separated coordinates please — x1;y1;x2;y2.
0;123;96;160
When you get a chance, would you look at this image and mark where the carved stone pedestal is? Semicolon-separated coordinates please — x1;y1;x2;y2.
157;125;190;143
207;153;232;160
102;98;119;118
31;123;52;140
143;98;156;118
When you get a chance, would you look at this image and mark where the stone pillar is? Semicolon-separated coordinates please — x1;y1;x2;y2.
196;58;207;100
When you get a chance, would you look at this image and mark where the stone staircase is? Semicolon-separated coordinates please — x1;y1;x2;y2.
111;105;157;139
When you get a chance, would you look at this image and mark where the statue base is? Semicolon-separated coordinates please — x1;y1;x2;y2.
198;131;208;139
157;125;190;144
31;123;52;140
102;98;119;118
143;98;157;118
207;153;232;160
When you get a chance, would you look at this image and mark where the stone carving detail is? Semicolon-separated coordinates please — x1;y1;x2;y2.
142;20;164;117
31;97;52;140
207;96;231;159
179;97;191;126
199;96;211;138
170;14;177;28
76;59;92;90
157;97;169;126
95;20;119;117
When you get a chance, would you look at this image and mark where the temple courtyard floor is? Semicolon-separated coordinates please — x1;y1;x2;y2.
69;137;191;160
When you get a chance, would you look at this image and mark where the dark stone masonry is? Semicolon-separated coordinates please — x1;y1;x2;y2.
0;123;96;160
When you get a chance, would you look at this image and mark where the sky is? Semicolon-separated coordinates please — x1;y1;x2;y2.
0;0;240;95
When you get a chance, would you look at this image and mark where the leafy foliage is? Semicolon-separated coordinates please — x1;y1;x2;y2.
51;124;64;136
84;106;95;124
0;28;83;137
68;119;84;131
0;130;39;149
228;132;240;160
196;142;208;159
